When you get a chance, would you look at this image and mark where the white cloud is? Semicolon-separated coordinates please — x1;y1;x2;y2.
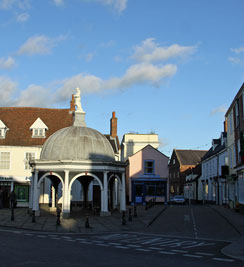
228;57;241;64
56;63;176;101
231;47;244;54
80;0;127;13
105;63;177;89
3;38;194;107
14;84;53;107
210;105;227;116
0;76;18;105
16;12;29;22
0;56;15;69
132;38;196;63
0;0;30;10
18;35;65;55
53;0;64;6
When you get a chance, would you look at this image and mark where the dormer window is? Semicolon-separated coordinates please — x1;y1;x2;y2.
0;120;9;139
30;118;48;138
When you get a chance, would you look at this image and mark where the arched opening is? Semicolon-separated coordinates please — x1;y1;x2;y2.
108;174;121;211
69;173;103;214
37;173;63;213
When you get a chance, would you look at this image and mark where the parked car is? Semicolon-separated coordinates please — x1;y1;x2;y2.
172;195;185;204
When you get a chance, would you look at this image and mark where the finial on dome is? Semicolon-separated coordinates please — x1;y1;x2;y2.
73;87;86;127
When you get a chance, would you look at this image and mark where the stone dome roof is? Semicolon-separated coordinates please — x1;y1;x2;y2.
40;126;115;162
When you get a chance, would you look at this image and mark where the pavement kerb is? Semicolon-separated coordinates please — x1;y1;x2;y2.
146;205;167;227
208;205;244;236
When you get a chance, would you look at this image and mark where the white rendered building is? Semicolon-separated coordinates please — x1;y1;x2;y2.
121;133;159;161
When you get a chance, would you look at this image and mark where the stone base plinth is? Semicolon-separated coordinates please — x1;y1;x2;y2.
100;211;111;216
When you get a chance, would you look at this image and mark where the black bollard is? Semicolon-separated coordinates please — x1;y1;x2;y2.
56;210;61;226
85;215;89;228
128;208;132;221
134;206;137;218
11;208;14;221
122;211;126;225
32;210;36;223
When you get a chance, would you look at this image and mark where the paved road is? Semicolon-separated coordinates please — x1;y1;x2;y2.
0;228;242;267
146;205;241;241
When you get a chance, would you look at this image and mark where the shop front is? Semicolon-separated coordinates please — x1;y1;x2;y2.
131;178;167;205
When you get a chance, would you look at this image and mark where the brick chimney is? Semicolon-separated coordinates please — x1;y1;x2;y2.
70;94;75;112
110;111;117;138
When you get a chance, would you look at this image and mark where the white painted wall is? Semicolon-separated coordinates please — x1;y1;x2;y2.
121;134;159;161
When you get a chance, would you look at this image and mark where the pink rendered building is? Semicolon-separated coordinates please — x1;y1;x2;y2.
126;145;169;205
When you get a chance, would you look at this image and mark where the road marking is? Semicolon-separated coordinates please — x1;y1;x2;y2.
115;246;128;249
75;238;87;241
212;258;235;262
195;252;214;256
159;251;176;255
183;254;203;258
62;236;71;239
65;239;75;242
37;235;46;238
93;240;104;243
184;215;190;221
96;244;110;247
109;242;122;246
24;233;33;236
191;208;198;239
80;241;92;244
149;247;163;250
136;248;151;252
127;245;141;248
171;249;188;253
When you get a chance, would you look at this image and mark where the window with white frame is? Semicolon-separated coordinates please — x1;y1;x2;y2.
233;144;236;167
228;111;233;134
0;120;8;139
239;174;244;204
237;139;241;164
25;152;35;170
32;128;45;137
0;152;10;169
30;118;48;138
235;102;239;127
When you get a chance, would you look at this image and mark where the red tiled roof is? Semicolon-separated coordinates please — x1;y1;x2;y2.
0;107;73;146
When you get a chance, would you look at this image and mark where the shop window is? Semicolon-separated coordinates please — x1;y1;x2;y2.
0;152;10;169
15;185;29;202
147;185;155;196
144;160;154;174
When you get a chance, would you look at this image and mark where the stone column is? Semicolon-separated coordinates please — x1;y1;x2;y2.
29;172;34;211
100;171;110;216
120;172;126;211
62;170;70;218
33;170;40;215
50;185;56;211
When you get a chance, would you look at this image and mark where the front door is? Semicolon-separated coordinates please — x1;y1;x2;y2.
134;183;144;204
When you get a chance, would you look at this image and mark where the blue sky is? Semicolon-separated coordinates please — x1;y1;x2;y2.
0;0;244;157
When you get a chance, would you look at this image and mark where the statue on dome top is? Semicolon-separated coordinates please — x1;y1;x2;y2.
74;87;85;113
